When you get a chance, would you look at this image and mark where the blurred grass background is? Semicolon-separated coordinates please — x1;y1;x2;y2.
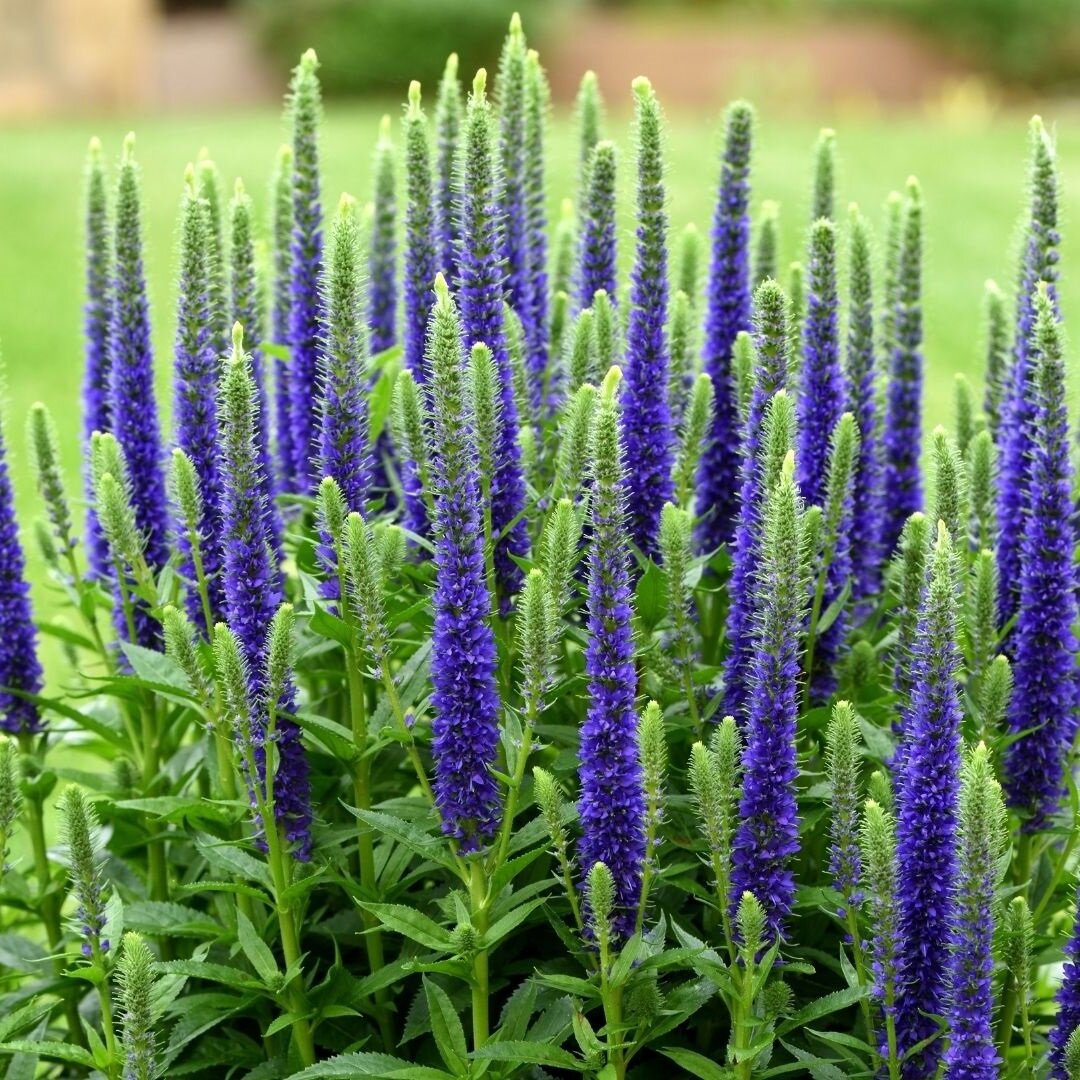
4;0;1080;657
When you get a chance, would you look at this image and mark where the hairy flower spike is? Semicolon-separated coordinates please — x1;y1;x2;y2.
403;81;437;383
674;373;715;511
195;154;228;356
571;137;621;323
0;737;20;870
982;279;1008;438
797;218;843;508
826;701;862;908
894;522;963;1076
731;462;807;941
318;193;371;516
456;68;530;603
621;77;674;555
553;382;598;503
1005;286;1077;828
953;374;976;457
845;205;884;606
786;260;805;376
753;200;779;287
540;497;582;617
219;323;311;858
811;128;836;222
434;53;462;281
659;502;695;678
943;743;1006;1079
523;48;550;386
61;786;109;958
722;288;793;720
565;307;597;395
518;568;555;715
467;342;501;507
173;169;225;629
861;799;900;1032
931;426;968;545
978;654;1011;744
425;279;502;850
392;368;433;535
230;178;282;563
27;403;75;562
578;365;645;940
1054;886;1080;1077
967;429;996;550
881;178;924;555
286;49;325;491
109;134;168;646
368;116;398;355
667;289;696;422
0;399;43;734
891;511;931;708
271;144;295;483
162;604;211;702
116;932;158;1080
966;548;998;689
83;137;113;579
696;100;753;553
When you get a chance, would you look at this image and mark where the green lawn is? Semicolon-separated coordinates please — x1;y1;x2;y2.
1;100;1079;642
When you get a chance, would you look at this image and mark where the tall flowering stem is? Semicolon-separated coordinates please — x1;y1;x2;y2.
456;67;529;605
577;140;618;313
403;81;437;382
797;218;843;509
219;323;312;859
981;279;1008;439
318;194;371;516
271;144;295;485
696;101;754;552
172;167;224;630
845;205;883;606
82;136;112;580
943;742;1006;1080
434;52;462;282
894;521;962;1078
811;128;836;222
621;77;674;556
109;133;168;646
425;276;502;852
578;366;645;942
1004;286;1077;828
881;178;923;556
230;178;283;561
996;117;1059;627
368;115;398;354
730;453;807;943
575;69;603;209
286;49;324;491
524;48;550;389
722;281;790;720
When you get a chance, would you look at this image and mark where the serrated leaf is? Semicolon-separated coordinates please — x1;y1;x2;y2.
124;901;223;940
157;959;264;992
358;903;453;951
288;1051;452;1079
118;643;198;698
424;978;468;1075
658;1047;732;1079
0;1042;96;1068
774;984;869;1038
469;1041;583;1069
348;808;454;871
480;897;549;950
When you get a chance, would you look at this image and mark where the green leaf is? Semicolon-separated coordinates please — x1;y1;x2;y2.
236;909;282;987
348;808;455;871
469;1041;584;1069
634;559;666;629
194;835;273;891
0;999;56;1042
157;959;264;992
288;1052;453;1079
774;984;870;1038
658;1047;733;1079
357;903;453;952
480;897;549;950
0;1042;96;1069
294;711;359;763
309;605;354;649
124;901;223;940
424;977;468;1075
114;796;239;827
119;643;198;698
775;1041;847;1080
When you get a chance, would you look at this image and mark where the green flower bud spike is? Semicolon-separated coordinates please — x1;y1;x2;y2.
674;373;715;512
533;766;582;930
636;700;667;933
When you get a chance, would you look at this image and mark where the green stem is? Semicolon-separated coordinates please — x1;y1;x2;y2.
91;938;119;1078
998;974;1018;1062
1032;828;1076;925
491;698;538;874
843;905;875;1052
469;860;490;1052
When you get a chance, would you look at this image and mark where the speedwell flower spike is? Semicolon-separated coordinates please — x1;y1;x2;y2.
318;193;371;516
825;700;862;909
943;742;1006;1080
219;322;311;858
230;178;282;562
696;100;753;553
271;143;295;486
434;53;462;282
368;115;398;355
845;205;884;607
195;154;228;357
1005;284;1078;828
731;453;807;942
286;49;325;491
621;76;674;556
575;69;603;210
109;133;169;623
797;217;843;509
82;137;113;580
524;48;550;385
173;166;225;629
425;275;502;851
0;394;43;734
753;199;779;288
722;280;790;720
577;140;618;312
881;178;924;555
578;365;645;941
981;279;1008;438
457;68;529;603
894;521;963;1078
403;81;436;383
997;118;1060;628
